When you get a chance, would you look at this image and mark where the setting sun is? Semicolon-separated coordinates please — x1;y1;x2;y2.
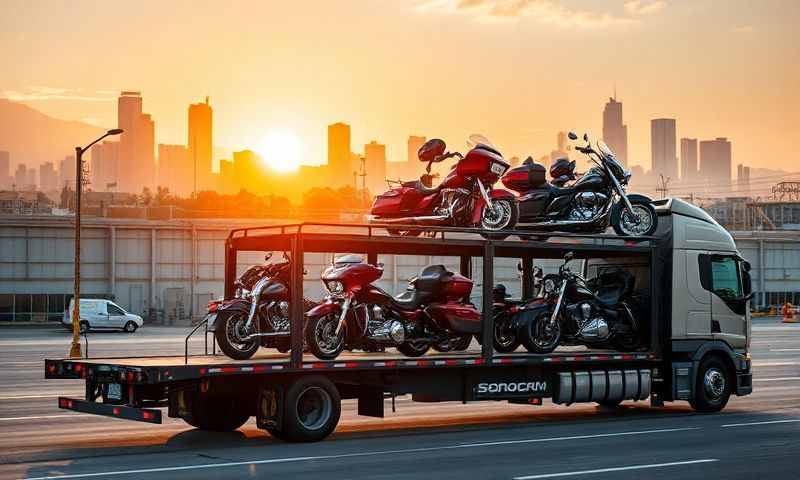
258;130;302;173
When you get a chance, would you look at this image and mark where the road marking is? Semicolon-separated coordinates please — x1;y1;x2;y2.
753;377;800;382
770;348;800;352
20;427;700;479
722;419;800;428
753;361;800;367
512;459;719;479
0;414;78;421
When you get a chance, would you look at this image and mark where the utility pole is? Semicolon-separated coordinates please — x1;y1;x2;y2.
656;174;671;199
70;129;123;358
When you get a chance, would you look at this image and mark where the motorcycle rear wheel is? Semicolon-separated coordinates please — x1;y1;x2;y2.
396;339;430;357
493;312;521;353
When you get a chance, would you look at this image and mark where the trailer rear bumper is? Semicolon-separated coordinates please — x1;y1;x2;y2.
58;397;162;424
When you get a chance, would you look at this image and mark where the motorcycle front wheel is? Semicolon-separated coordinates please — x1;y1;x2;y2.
493;312;521;353
305;313;346;360
480;199;518;239
214;310;259;360
522;311;561;354
611;199;658;237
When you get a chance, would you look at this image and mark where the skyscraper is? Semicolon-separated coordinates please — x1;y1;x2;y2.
233;150;262;194
157;144;190;196
39;162;57;192
699;137;732;187
188;97;213;192
651;118;677;180
602;96;628;167
14;164;26;189
327;122;351;186
737;164;750;195
680;138;698;183
59;156;75;189
364;140;387;195
91;141;120;191
550;131;569;164
117;91;155;193
0;151;9;189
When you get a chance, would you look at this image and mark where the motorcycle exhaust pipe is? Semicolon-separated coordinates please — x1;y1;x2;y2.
242;331;290;341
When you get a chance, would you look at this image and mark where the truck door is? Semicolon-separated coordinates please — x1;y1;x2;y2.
699;254;748;349
684;250;711;337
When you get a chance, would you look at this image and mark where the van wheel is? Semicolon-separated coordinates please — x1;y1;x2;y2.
282;376;341;442
79;321;90;334
689;356;732;413
183;394;251;432
123;321;138;333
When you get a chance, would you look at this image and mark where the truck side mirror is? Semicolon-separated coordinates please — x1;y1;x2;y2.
742;269;752;296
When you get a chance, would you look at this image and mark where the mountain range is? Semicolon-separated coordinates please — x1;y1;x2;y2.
0;99;105;169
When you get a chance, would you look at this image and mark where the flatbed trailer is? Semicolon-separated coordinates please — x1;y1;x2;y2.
46;216;751;442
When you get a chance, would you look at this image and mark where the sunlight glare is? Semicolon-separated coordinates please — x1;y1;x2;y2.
258;130;302;173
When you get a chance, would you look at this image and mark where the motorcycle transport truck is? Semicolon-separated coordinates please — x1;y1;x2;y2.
45;198;752;442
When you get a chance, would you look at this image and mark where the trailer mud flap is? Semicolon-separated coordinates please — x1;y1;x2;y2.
553;369;651;405
257;385;284;430
58;397;161;423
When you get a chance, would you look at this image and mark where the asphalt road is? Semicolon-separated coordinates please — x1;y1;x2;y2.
0;318;798;480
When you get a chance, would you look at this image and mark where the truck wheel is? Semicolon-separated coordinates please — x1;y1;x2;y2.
282;376;341;442
690;356;732;413
214;310;259;360
183;394;251;432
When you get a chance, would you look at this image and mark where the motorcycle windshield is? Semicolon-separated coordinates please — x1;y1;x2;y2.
597;140;627;181
467;134;499;152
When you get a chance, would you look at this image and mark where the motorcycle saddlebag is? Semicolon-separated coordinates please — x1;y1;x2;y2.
502;163;547;193
371;188;405;216
426;302;482;334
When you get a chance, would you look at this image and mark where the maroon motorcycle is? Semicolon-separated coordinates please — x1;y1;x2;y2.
369;135;516;236
304;255;479;360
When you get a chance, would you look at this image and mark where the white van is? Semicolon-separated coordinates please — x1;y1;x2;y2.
62;299;144;333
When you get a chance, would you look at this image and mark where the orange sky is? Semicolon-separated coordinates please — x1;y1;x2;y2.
2;0;798;179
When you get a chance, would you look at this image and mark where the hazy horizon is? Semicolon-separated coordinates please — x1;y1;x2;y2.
2;0;798;175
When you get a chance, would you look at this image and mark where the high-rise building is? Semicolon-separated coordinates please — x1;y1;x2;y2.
233;150;262;194
39;162;57;192
680;138;698;183
602;96;628;167
327;123;351;186
14;164;26;190
0;151;9;189
157;144;190;196
700;137;732;187
651;118;677;181
550;131;569;165
737;163;751;194
26;167;37;191
188;97;213;191
91;141;120;191
59;155;76;190
218;159;236;195
117;91;155;194
364;141;387;195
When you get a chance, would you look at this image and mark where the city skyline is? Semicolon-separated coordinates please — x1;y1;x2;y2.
1;0;797;175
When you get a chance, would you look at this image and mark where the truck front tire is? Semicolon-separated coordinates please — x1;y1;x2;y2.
690;356;732;413
282;376;341;442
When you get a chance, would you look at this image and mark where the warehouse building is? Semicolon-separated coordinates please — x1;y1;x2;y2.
0;216;798;323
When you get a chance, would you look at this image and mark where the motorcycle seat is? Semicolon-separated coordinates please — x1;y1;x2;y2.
402;179;441;195
391;289;424;310
548;184;576;196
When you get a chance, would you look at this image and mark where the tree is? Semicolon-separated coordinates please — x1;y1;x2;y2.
139;187;152;206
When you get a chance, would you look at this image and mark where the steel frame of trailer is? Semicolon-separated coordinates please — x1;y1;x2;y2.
222;223;663;368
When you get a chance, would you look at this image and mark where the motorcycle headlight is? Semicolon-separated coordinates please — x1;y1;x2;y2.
543;279;556;294
325;280;344;295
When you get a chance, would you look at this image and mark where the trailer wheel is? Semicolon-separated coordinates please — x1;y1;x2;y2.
282;376;341;442
690;356;732;413
183;394;251;432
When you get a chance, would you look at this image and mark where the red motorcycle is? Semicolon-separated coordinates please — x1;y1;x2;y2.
369;135;517;236
304;255;479;360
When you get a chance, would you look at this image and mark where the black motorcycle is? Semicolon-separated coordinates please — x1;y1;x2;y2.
208;253;315;360
517;252;645;354
501;132;657;236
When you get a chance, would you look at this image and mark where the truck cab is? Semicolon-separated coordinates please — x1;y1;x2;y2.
657;198;753;411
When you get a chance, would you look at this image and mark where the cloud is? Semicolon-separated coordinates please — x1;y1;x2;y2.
623;0;666;16
1;86;116;103
417;0;637;28
731;25;755;33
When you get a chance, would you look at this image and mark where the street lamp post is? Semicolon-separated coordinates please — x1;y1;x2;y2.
70;128;123;358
